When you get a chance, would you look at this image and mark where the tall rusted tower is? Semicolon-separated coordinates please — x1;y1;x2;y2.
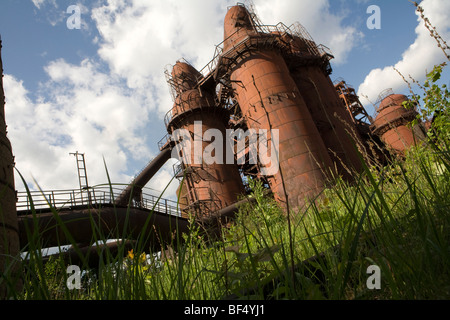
165;61;245;218
213;4;364;211
0;38;20;297
371;90;425;155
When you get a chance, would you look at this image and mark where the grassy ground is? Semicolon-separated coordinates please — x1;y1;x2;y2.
3;135;448;300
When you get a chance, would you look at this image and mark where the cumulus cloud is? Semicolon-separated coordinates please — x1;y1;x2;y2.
91;0;235;114
358;0;450;106
253;0;364;65
4;61;148;191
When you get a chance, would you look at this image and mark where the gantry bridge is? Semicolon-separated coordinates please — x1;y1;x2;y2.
16;185;182;217
15;181;247;258
16;184;191;254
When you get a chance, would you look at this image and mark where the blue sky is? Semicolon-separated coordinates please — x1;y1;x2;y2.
0;0;449;198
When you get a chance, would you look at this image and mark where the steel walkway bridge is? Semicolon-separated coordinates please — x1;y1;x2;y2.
16;183;248;259
16;185;191;253
16;185;182;217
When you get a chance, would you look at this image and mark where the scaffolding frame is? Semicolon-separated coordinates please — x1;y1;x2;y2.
334;79;373;126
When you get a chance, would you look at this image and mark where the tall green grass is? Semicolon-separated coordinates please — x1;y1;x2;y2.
2;137;448;300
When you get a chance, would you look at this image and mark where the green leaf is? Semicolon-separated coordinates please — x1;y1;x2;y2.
254;245;281;263
224;245;241;253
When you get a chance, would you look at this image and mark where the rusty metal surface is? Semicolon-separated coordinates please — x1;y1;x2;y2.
223;5;257;51
17;205;190;252
167;61;245;218
115;148;172;207
222;6;335;211
288;38;365;179
372;94;425;154
0;39;21;297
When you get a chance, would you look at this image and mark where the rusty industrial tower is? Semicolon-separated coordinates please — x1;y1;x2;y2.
0;38;20;297
371;89;425;155
165;61;246;216
0;4;429;278
158;4;369;215
117;3;425;218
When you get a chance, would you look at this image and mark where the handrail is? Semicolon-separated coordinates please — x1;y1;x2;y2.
195;21;332;84
16;184;182;217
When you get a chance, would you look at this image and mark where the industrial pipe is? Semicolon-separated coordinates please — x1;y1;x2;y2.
115;148;172;206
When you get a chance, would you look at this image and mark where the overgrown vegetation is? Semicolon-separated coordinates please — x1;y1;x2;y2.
1;2;449;301
4;130;449;300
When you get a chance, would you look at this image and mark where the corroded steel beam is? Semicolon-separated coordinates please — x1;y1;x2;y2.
17;206;189;252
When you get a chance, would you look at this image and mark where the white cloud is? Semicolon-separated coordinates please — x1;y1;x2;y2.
31;0;51;9
31;0;65;27
253;0;364;65
91;0;234;114
4;58;152;191
357;0;450;106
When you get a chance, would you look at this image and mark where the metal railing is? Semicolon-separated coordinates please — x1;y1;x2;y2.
16;185;182;217
195;20;332;84
158;134;171;151
163;89;217;129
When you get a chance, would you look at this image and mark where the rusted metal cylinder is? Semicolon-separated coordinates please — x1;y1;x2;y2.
167;61;245;219
371;94;425;154
115;148;171;206
223;5;257;50
0;40;21;297
175;180;189;215
287;35;364;178
222;6;334;211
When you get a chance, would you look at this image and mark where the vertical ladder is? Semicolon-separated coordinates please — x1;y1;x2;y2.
70;151;91;205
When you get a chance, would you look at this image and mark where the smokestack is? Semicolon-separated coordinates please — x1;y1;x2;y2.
371;92;425;154
166;61;245;219
221;5;335;212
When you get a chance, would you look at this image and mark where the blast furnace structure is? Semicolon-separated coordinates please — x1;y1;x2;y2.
162;4;368;215
76;4;427;220
371;89;426;155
